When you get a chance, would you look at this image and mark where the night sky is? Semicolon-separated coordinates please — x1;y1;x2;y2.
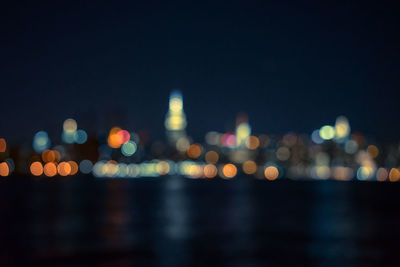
1;1;399;143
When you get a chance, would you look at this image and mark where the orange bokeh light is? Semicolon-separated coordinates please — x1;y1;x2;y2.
0;138;6;153
366;145;379;158
204;164;218;178
30;161;43;176
42;150;54;162
205;150;219;164
107;127;131;148
222;164;237;178
57;162;71;176
68;161;79;175
242;160;257;175
187;144;202;159
44;162;57;177
41;150;61;163
265;166;279;180
245;136;260;150
389;168;400;182
0;162;9;177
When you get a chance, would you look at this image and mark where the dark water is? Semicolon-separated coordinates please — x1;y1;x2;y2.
0;176;399;266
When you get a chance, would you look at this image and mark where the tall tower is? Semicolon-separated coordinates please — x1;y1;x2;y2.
235;112;251;148
165;90;187;146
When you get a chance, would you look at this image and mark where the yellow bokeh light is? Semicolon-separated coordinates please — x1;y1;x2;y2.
165;91;187;131
44;162;57;177
236;123;251;146
156;161;170;175
165;115;185;131
335;116;350;139
30;161;43;176
265;166;279;180
204;164;218;178
170;98;183;112
316;166;331;179
222;164;237;178
0;162;9;177
63;118;77;133
205;151;219;164
319;125;335;140
188;164;203;178
242;160;257;175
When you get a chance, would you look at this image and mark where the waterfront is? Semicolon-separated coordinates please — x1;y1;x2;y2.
0;177;399;266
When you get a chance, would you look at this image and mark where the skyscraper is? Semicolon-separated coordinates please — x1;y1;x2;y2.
164;90;188;147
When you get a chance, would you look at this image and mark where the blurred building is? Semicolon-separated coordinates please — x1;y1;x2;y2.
164;90;188;148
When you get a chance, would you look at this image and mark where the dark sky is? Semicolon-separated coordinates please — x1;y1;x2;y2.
0;1;399;143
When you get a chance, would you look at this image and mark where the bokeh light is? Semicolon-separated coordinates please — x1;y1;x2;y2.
107;127;123;148
79;160;93;174
319;125;335;140
63;118;77;133
121;141;137;156
221;134;235;147
33;131;50;153
41;150;60;163
0;138;6;152
43;162;57;177
117;130;131;144
205;131;220;146
245;136;260;150
222;164;237;178
389;168;400;182
204;164;218;178
187;144;202;159
357;166;374;181
205;151;219;164
376;168;388;181
333;167;353;181
276;147;290;161
0;162;9;177
242;160;257;175
265;166;279;180
176;137;190;152
345;140;358;154
57;162;71;176
68;161;79;175
156;161;170;175
236;123;251;146
335;116;350;140
30;161;43;176
366;145;379;158
74;129;88;144
311;130;323;144
62;131;75;144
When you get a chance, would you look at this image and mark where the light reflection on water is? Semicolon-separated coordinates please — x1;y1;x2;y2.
0;177;398;266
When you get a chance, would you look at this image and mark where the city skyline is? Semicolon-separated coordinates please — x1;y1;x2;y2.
0;90;398;182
